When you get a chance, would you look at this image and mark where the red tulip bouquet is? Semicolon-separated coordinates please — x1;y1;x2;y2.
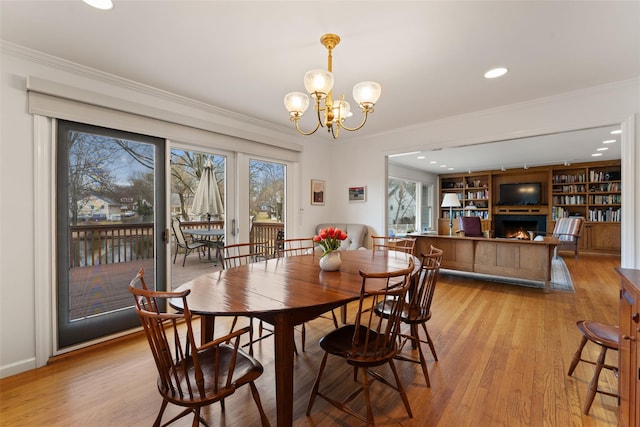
313;226;348;255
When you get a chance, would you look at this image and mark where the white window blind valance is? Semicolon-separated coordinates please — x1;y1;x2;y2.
27;76;302;162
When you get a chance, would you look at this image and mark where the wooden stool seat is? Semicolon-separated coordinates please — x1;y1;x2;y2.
567;320;619;415
577;320;619;350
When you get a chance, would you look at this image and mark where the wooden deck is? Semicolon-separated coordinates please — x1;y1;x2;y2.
68;252;221;319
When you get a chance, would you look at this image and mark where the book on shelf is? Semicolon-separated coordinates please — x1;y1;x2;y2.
588;207;621;222
553;173;586;184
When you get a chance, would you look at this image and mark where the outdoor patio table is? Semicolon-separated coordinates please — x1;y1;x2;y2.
183;228;224;262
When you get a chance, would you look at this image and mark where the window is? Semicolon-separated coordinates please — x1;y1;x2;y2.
388;177;418;236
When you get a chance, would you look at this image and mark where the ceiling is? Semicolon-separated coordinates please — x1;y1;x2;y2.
1;1;639;172
388;124;623;174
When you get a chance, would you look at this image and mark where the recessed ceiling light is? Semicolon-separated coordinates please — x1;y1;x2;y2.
611;129;622;135
417;156;425;159
440;164;447;168
448;167;454;171
592;153;603;157
597;147;608;151
429;160;437;164
602;139;616;144
484;67;508;79
388;151;421;158
82;0;113;10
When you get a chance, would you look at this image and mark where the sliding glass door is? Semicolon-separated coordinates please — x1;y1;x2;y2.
169;146;233;289
56;120;166;348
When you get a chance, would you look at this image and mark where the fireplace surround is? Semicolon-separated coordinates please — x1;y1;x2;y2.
494;215;546;239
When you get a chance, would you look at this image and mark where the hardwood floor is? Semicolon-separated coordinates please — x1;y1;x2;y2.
0;253;621;426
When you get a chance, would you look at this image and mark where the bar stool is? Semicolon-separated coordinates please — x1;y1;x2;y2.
567;320;619;414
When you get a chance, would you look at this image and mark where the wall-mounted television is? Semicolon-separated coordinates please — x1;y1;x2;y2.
499;182;542;205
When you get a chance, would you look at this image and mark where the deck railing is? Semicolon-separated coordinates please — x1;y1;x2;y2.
69;220;223;268
250;222;284;256
68;220;276;268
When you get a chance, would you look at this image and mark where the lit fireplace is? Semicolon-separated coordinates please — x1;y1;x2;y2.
508;229;531;240
494;215;546;239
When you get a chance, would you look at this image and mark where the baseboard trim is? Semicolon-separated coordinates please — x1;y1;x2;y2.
1;358;37;380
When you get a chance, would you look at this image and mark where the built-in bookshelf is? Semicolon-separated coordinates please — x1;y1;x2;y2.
551;162;621;222
437;159;621;253
439;173;491;220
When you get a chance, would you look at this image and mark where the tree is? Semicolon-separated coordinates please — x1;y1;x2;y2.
388;178;417;230
170;150;225;221
67;131;118;224
65;129;155;224
249;160;285;221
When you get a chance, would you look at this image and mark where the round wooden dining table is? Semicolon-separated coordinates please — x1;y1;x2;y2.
171;249;420;427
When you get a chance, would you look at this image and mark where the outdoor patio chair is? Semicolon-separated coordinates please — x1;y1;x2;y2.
171;218;208;267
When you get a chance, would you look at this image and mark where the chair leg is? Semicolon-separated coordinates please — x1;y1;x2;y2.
583;345;608;415
306;352;329;415
249;381;271;427
567;336;588;376
421;322;438;361
153;399;169;427
388;359;413;419
248;317;255;356
191;408;201;427
331;309;339;328
413;333;431;387
361;368;374;425
402;325;431;387
301;323;306;353
182;249;189;267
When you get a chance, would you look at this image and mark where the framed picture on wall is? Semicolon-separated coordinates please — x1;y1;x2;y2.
311;179;325;205
348;186;366;202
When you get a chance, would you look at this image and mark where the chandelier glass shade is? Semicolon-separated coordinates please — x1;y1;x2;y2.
284;34;381;139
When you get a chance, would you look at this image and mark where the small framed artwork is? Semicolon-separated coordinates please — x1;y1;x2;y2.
311;179;325;205
348;186;366;202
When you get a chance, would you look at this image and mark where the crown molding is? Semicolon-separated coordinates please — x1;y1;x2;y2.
2;41;304;149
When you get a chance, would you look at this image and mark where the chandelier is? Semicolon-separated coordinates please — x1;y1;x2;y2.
284;34;381;139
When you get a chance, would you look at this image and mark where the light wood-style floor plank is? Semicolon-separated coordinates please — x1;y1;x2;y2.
0;253;621;426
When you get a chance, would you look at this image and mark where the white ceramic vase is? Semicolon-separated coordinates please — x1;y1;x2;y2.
319;250;342;271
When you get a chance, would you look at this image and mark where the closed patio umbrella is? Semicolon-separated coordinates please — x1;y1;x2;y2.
191;159;224;229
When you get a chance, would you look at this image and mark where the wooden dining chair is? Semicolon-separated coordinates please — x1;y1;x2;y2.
129;269;270;427
376;245;443;386
221;241;270;354
276;236;315;257
371;235;417;255
171;218;208;267
275;237;336;352
306;259;415;425
221;241;268;268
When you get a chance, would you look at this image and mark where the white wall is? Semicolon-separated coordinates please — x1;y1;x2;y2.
1;43;639;378
333;79;640;248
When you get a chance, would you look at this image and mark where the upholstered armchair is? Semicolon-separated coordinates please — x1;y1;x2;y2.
533;216;584;258
315;223;368;250
458;216;484;237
